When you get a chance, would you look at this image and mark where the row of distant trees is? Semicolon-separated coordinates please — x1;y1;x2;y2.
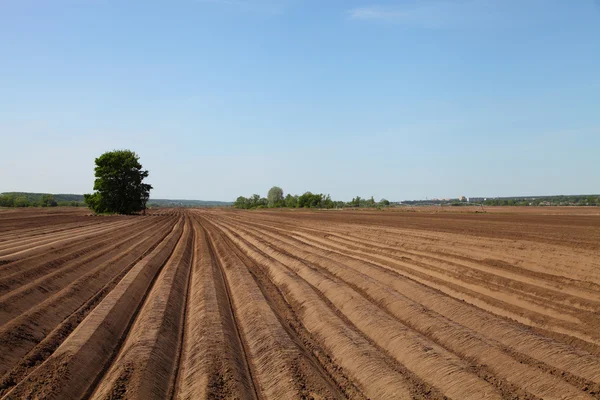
234;187;391;210
402;195;600;207
0;193;83;208
482;195;599;207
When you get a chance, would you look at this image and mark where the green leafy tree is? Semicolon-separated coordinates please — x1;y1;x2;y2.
366;196;375;207
40;194;58;207
380;198;390;206
0;194;15;207
284;194;298;208
350;196;362;207
234;196;249;209
267;186;284;207
298;192;323;208
321;194;334;209
14;196;30;207
84;150;152;214
297;192;310;208
309;194;323;208
250;194;261;208
258;197;269;207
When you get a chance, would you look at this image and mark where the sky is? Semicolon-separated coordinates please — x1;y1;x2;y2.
1;0;599;201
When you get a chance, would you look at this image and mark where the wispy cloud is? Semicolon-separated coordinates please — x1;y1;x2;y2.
348;1;501;29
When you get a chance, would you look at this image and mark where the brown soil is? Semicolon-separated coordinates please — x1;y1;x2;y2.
0;207;599;399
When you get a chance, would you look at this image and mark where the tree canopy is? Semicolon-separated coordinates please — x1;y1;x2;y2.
233;187;390;210
233;194;268;209
40;194;58;207
267;186;284;207
84;150;152;214
0;193;83;207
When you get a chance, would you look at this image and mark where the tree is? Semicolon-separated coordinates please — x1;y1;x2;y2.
40;194;57;207
258;197;269;207
0;194;15;207
284;194;298;208
350;196;362;207
321;194;334;209
298;192;323;208
84;150;152;214
380;198;390;206
14;196;30;207
249;194;261;208
267;186;284;207
234;196;249;209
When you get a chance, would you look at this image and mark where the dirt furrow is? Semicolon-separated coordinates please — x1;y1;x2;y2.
218;230;368;400
234;211;600;286
90;217;193;400
0;218;169;318
0;214;94;236
2;207;598;400
210;216;502;400
232;220;596;399
297;220;600;288
317;231;600;320
0;218;138;261
173;218;256;400
228;216;600;388
201;218;340;399
0;217;166;282
0;217;133;254
233;216;599;322
305;226;600;310
285;228;600;346
202;216;435;400
0;217;178;380
0;219;104;244
0;218;184;400
256;221;600;342
324;227;600;303
0;219;175;396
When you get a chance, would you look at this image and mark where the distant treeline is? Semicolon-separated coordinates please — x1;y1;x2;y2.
234;187;390;209
147;199;233;208
0;192;233;209
403;195;600;207
0;192;84;208
480;195;600;207
4;191;597;210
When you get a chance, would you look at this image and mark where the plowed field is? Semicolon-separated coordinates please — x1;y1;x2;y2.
1;207;599;399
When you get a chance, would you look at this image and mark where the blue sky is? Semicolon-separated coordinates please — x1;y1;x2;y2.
1;0;599;201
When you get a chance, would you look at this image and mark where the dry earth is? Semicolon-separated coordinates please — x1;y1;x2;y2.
0;207;599;399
